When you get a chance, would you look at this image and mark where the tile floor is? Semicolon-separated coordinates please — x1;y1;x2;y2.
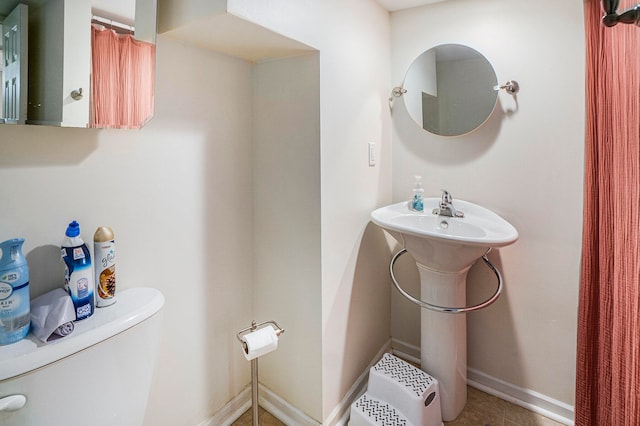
444;386;564;426
232;386;565;425
232;406;282;426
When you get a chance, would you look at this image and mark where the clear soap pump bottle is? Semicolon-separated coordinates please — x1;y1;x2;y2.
411;175;424;212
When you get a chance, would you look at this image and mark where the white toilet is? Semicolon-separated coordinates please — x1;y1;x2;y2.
0;287;164;426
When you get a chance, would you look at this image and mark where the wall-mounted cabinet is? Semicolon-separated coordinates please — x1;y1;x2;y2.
0;0;157;128
0;3;27;124
28;0;91;127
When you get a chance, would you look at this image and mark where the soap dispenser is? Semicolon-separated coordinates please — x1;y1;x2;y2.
411;175;424;212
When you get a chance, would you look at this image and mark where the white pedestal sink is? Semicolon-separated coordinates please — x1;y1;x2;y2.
371;197;518;421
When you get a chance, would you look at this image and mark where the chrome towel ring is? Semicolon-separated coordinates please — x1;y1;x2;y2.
390;249;504;314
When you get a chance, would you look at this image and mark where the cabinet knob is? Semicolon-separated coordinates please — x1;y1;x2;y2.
71;88;83;100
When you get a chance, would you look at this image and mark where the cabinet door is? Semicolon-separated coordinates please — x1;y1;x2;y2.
1;3;27;124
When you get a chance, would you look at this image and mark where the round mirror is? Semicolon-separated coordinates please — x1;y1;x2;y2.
402;44;498;137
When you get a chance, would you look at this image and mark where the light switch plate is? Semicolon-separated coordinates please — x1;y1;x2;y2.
369;142;376;166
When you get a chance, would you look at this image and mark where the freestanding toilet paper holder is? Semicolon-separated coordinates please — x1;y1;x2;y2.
236;320;285;426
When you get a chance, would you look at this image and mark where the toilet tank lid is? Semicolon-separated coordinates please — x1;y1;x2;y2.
0;287;165;382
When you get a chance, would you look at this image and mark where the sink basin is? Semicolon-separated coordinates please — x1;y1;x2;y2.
371;198;518;272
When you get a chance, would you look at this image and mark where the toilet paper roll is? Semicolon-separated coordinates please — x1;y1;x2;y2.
242;325;278;360
53;322;74;337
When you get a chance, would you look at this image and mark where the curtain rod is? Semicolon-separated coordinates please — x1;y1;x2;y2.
91;15;135;33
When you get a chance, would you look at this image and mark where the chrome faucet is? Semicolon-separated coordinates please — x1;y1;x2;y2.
433;189;465;218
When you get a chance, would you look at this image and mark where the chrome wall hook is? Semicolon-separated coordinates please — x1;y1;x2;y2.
494;80;519;95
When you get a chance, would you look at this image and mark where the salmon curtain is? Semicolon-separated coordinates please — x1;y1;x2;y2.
91;25;155;129
576;1;640;424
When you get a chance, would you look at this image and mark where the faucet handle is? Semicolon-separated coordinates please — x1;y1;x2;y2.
440;189;452;204
433;189;464;218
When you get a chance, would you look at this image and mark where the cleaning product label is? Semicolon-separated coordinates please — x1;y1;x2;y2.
0;272;27;298
0;279;30;344
0;281;13;299
0;238;30;346
62;244;94;321
73;247;85;260
77;277;89;298
95;240;116;307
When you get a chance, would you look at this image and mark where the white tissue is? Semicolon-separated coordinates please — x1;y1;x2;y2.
242;326;278;360
30;288;76;343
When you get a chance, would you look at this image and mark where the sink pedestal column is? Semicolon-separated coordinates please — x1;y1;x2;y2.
418;263;471;422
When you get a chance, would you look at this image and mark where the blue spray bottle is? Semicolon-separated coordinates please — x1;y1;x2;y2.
0;238;31;345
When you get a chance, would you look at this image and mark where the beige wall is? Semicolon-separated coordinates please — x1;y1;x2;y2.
227;0;394;420
390;0;585;413
252;53;323;420
0;0;585;423
0;0;393;424
0;36;256;425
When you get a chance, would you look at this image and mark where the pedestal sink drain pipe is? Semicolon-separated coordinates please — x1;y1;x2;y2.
389;249;504;314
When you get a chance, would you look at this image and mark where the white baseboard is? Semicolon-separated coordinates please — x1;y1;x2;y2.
389;338;575;426
259;384;321;426
203;340;393;426
390;338;420;365
204;339;575;426
467;368;574;426
199;383;320;426
323;339;392;426
197;386;251;426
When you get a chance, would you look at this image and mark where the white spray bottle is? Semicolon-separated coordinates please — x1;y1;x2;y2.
94;226;117;307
